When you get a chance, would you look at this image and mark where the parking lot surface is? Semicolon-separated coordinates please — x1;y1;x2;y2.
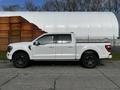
0;60;120;90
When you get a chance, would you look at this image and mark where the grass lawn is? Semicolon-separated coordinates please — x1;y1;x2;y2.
0;52;7;60
0;52;120;60
112;52;120;60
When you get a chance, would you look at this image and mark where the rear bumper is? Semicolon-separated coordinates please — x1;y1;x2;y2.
108;54;112;59
101;54;112;60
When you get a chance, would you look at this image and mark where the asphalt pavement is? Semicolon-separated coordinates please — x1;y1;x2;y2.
0;60;120;90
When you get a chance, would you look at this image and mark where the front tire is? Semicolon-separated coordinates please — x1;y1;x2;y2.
12;52;30;68
81;53;98;68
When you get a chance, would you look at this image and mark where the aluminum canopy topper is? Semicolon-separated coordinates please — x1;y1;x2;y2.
0;12;119;39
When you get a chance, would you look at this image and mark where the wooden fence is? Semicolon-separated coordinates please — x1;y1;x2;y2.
0;16;45;51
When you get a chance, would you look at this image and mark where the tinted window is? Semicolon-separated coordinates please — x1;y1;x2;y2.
55;34;72;44
37;35;53;44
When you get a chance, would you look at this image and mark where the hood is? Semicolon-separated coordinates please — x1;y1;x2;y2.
9;42;32;47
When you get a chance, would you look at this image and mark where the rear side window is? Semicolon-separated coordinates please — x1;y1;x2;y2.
55;34;72;44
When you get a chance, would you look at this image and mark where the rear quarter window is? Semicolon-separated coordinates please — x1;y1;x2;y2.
55;34;72;44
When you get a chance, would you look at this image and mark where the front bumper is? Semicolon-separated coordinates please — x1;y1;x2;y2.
7;52;12;60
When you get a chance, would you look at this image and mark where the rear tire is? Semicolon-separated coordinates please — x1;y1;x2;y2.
81;53;98;68
12;52;30;68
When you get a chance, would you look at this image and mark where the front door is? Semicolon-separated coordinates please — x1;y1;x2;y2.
31;35;55;60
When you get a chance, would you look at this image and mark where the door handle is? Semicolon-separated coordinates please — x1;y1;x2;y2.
49;46;54;48
68;46;73;48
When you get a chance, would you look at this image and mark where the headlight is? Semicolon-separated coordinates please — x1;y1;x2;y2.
7;46;13;52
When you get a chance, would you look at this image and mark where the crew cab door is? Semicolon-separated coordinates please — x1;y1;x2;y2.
31;35;55;60
54;34;75;60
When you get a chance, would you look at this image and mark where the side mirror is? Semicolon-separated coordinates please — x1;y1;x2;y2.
33;41;40;46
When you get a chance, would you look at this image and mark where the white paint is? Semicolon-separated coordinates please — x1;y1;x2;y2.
7;33;112;60
0;12;119;39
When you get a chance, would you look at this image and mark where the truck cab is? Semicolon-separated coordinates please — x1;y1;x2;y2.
31;32;76;60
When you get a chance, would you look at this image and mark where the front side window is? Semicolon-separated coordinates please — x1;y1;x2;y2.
36;35;53;45
55;34;72;44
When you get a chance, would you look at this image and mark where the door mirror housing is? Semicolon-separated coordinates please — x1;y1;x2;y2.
33;41;40;46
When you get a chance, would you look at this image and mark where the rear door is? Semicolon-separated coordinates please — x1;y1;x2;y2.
54;34;75;60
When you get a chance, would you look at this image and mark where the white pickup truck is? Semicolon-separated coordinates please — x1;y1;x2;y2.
7;32;112;68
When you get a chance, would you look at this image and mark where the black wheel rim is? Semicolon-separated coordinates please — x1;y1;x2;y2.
15;55;26;66
84;55;96;67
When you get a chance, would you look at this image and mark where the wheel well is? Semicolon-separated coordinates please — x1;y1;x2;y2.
12;50;30;59
81;50;99;59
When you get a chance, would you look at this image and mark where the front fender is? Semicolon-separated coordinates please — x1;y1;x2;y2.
9;47;31;60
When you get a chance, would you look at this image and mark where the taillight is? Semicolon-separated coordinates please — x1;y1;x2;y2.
105;45;111;52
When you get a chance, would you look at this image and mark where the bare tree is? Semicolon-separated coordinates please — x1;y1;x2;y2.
101;0;120;13
65;0;77;11
24;0;38;11
2;0;120;13
42;0;102;11
76;0;92;11
42;0;65;11
91;0;101;11
42;0;78;11
110;0;120;13
2;5;20;11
